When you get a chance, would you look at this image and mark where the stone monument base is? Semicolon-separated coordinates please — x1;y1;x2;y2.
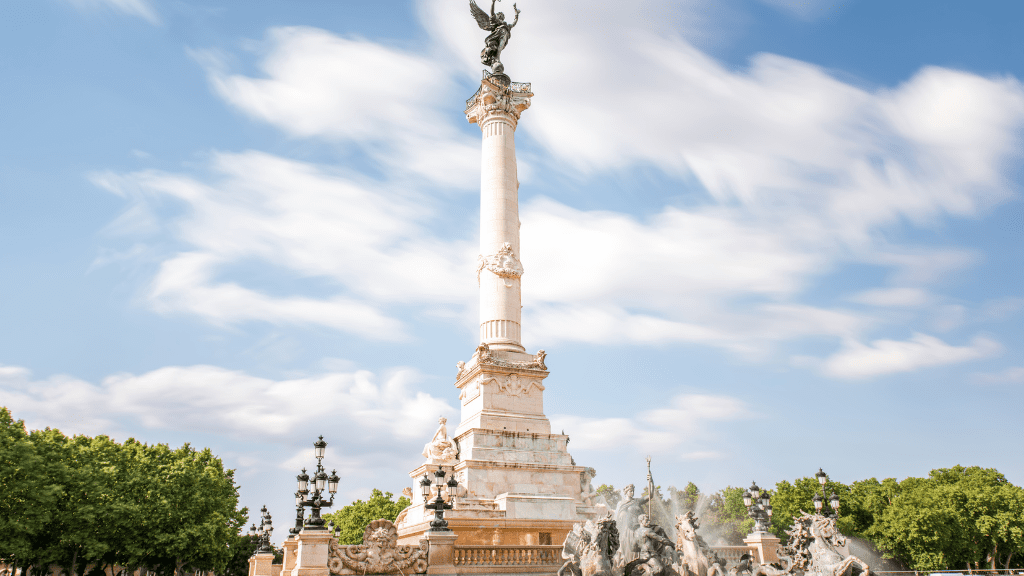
398;515;577;546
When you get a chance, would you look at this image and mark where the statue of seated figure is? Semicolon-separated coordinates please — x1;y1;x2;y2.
422;416;458;465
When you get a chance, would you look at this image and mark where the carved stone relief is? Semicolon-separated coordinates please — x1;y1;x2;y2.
328;519;427;575
496;373;544;397
477;242;524;287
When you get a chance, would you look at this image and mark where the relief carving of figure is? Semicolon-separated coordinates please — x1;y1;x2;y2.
614;483;650;568
469;0;520;76
328;519;427;575
422;416;458;465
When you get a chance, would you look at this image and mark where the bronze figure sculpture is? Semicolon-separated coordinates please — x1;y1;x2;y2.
469;0;520;75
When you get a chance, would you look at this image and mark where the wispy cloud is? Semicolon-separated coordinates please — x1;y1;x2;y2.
973;366;1024;385
0;363;452;446
66;0;159;24
821;333;1002;379
552;394;750;453
92;0;1024;377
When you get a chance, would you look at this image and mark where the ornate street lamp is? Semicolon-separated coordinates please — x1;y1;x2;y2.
421;467;459;532
252;505;273;554
295;436;341;530
813;468;839;519
743;481;772;533
290;491;305;537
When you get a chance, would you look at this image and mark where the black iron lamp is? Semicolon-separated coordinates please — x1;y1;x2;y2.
290;491;305;537
812;468;839;519
253;505;273;554
423;467;459;532
743;480;771;533
295;436;340;530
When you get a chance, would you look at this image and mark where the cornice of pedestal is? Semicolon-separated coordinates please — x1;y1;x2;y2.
465;72;533;127
455;343;548;391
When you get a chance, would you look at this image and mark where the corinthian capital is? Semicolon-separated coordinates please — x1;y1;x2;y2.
465;73;533;125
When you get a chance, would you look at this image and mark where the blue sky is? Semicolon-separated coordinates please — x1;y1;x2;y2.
2;0;1023;537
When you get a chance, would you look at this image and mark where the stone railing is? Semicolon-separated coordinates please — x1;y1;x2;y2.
453;545;562;573
714;545;759;566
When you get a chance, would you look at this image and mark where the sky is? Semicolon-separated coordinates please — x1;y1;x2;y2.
2;0;1023;539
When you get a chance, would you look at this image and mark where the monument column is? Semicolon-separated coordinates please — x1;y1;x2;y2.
467;73;533;352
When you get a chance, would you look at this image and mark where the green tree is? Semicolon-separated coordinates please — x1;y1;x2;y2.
866;467;1024;571
769;477;850;544
693;486;752;545
596;484;620;509
322;489;411;544
0;407;249;576
0;409;62;571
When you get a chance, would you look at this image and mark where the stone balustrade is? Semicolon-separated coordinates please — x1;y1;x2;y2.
453;545;562;572
713;545;759;565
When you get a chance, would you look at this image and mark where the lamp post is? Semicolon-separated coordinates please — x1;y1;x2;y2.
742;481;773;533
812;468;840;519
289;491;305;537
420;467;459;532
253;505;274;553
295;435;341;530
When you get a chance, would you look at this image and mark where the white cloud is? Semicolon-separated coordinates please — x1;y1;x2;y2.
66;0;159;24
849;287;931;307
93;2;1024;372
821;333;1002;379
93;151;476;337
552;393;749;453
973;366;1024;384
196;27;478;189
0;363;452;447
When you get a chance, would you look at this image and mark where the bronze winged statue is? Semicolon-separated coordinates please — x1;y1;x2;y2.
469;0;520;75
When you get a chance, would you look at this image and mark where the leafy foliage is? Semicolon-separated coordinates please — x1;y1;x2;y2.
0;407;249;576
322;489;411;544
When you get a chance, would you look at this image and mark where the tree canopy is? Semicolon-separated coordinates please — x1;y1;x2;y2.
322;489;411;544
0;407;248;576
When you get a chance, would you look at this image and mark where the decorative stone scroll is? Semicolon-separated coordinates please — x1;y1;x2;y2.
477;242;524;287
474;343;548;371
328;519;427;575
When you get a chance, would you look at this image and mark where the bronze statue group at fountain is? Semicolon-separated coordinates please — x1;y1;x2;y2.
557;463;871;576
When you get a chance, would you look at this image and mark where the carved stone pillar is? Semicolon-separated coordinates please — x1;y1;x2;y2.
282;537;299;574
424;531;458;575
249;552;275;576
292;529;332;576
466;73;533;353
744;531;781;564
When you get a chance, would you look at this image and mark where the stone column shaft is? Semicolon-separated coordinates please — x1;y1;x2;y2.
466;75;533;352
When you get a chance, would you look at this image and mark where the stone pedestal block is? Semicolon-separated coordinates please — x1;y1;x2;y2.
424;531;458;575
292;529;333;576
282;537;298;573
744;532;781;564
249;552;275;576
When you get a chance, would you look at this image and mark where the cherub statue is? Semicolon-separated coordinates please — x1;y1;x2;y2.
469;0;521;75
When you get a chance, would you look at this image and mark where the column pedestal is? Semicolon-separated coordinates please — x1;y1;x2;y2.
248;552;275;576
744;532;781;564
424;531;458;575
282;537;299;575
292;529;333;576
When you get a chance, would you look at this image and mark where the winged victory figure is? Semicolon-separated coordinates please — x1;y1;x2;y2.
469;0;520;75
